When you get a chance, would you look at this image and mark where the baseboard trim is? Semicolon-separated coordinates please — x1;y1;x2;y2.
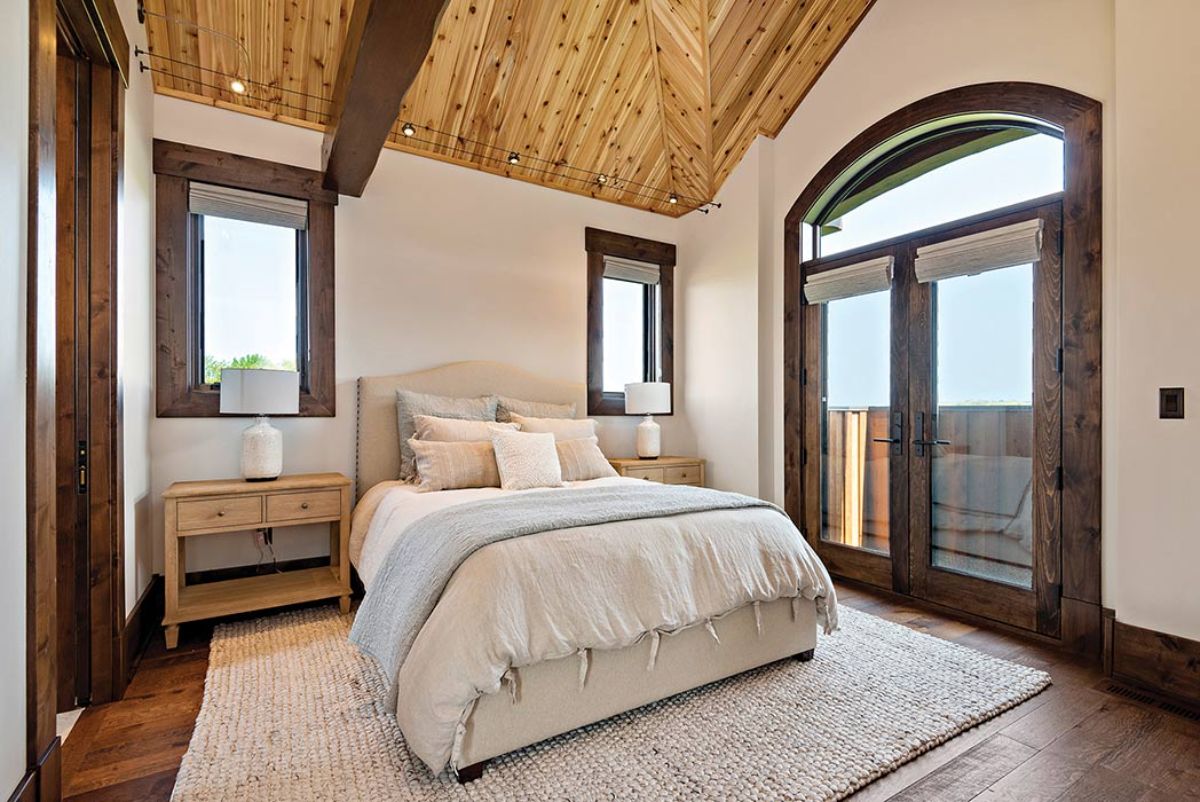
7;737;60;802
1109;617;1200;709
121;575;165;690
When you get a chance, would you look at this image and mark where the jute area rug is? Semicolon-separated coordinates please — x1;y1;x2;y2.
171;605;1049;801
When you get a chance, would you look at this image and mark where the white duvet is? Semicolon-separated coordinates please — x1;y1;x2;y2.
350;477;837;772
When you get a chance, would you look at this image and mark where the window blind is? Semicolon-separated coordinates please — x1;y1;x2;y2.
803;255;893;304
189;182;309;230
603;255;660;285
915;218;1042;284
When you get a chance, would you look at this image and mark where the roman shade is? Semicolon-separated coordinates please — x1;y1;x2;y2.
603;255;660;285
189;181;309;230
803;255;893;304
915;218;1042;284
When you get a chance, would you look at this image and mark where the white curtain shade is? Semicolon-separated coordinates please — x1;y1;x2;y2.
915;218;1043;284
189;182;309;230
603;256;660;285
803;255;893;304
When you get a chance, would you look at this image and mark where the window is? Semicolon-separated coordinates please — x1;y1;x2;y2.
585;228;675;415
155;139;337;417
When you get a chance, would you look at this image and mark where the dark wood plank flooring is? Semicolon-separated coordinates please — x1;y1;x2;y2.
61;585;1200;800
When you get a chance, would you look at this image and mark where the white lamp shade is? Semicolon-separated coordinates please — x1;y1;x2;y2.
625;382;671;415
219;368;300;415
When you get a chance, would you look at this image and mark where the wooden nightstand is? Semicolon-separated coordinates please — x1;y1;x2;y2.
161;472;352;649
609;456;705;487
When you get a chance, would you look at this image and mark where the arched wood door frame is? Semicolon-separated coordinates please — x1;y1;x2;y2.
782;82;1102;654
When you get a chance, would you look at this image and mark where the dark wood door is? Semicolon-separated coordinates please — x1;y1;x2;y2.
907;203;1064;636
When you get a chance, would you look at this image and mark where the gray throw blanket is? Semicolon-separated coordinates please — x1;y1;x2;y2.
349;483;783;687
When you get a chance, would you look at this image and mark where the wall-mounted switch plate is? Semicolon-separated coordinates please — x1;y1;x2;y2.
1159;387;1185;419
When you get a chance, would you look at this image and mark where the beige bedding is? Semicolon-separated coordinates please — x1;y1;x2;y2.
351;477;837;772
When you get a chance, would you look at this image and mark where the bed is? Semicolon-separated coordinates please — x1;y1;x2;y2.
349;361;837;781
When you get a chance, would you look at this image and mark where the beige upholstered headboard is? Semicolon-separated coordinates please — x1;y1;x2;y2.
355;361;586;500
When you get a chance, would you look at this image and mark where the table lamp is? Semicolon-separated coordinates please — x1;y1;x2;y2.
625;381;671;459
219;368;299;481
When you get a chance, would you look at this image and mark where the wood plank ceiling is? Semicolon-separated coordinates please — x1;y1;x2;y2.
141;0;875;215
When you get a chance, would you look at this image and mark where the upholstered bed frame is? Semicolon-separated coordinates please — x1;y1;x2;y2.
354;361;818;781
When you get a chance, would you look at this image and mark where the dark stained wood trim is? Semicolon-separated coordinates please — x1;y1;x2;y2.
153;139;339;205
27;2;60;800
120;575;164;687
154;144;337;418
783;83;1103;654
321;0;450;196
56;0;130;85
1111;619;1200;708
584;228;676;417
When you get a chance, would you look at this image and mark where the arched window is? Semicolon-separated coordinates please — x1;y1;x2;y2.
783;84;1102;651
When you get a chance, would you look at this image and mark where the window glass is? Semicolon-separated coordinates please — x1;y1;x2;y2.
602;277;647;392
200;216;299;384
820;133;1062;256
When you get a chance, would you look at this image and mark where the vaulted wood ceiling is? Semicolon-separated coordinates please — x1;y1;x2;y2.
142;0;874;215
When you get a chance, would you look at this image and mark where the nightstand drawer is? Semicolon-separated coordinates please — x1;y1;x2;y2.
266;489;342;523
664;465;701;484
624;466;665;482
177;496;262;531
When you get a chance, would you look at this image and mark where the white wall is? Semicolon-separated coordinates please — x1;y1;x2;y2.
1111;0;1200;640
119;0;156;614
1;0;29;791
150;97;695;571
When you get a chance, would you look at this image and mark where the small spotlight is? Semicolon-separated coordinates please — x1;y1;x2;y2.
507;152;520;166
229;78;247;95
668;193;679;205
597;174;608;185
401;122;416;137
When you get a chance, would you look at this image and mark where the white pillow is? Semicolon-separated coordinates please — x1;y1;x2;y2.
491;430;564;491
556;437;618;482
510;413;597;441
413;414;517;443
409;439;500;492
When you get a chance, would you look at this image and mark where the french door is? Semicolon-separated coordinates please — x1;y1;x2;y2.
804;199;1064;636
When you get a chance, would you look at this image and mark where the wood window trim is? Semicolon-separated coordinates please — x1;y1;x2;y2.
154;139;338;417
783;82;1103;655
584;227;676;416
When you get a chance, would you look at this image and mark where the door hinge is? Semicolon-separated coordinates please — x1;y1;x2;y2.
77;440;88;494
801;368;808;386
1055;346;1064;374
1055;465;1064;490
802;447;808;466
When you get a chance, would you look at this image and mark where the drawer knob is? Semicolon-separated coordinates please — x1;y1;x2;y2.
301;502;310;510
217;510;225;517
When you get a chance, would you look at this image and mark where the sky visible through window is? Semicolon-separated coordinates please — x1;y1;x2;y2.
824;134;1061;408
202;216;298;383
602;277;646;392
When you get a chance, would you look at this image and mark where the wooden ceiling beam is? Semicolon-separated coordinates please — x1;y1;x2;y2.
320;0;451;196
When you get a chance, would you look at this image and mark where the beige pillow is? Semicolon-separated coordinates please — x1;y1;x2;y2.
557;437;618;482
408;439;500;492
395;390;498;480
491;430;564;491
510;413;597;441
496;396;577;423
413;414;517;442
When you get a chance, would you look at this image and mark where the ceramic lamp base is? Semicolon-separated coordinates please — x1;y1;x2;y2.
241;415;283;480
635;414;662;459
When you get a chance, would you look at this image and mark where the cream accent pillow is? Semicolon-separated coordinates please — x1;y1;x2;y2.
556;437;618;482
408;439;500;492
413;414;517;442
395;390;498;481
491;430;564;491
496;396;577;423
510;413;597;441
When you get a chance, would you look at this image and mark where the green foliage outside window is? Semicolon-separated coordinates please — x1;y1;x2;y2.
204;353;298;385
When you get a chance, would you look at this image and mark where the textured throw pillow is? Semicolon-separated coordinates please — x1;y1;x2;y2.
395;390;498;480
491;430;564;491
413;414;517;443
510;413;597;441
409;439;500;492
556;437;618;482
496;396;577;423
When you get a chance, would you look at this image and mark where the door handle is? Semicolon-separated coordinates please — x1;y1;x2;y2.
912;412;950;456
912;439;951;447
872;437;901;444
872;412;904;456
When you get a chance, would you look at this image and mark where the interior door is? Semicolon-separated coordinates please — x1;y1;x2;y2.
908;204;1063;635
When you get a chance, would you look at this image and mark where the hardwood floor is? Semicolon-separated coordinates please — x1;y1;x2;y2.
60;585;1200;800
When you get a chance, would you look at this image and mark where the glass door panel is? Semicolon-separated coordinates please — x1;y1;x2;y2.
931;265;1034;588
821;290;891;555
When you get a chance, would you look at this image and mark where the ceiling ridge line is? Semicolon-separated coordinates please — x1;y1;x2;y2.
643;0;683;204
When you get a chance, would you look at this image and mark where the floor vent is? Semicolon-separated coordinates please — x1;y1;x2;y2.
1101;681;1200;722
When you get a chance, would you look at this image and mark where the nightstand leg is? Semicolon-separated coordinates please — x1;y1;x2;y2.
165;624;179;650
339;595;351;615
